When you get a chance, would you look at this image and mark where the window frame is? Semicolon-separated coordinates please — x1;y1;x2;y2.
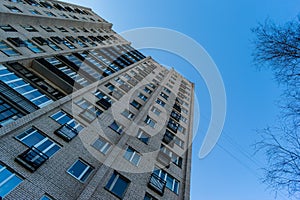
67;159;93;182
0;164;23;198
105;171;130;199
123;146;141;166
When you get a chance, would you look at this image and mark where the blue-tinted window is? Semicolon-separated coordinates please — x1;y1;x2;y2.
16;127;60;157
24;40;44;53
50;110;83;132
0;41;20;56
0;65;53;107
105;172;130;199
0;98;23;127
67;160;93;182
0;164;22;198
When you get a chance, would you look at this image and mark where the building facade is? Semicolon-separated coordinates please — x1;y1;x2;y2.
0;0;194;199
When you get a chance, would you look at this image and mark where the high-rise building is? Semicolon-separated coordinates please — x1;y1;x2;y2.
0;0;194;199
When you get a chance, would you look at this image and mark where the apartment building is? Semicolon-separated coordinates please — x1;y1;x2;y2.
0;0;194;199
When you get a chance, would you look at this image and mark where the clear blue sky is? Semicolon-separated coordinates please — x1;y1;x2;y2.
65;0;300;199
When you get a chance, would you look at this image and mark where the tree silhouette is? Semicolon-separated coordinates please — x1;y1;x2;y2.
252;18;300;198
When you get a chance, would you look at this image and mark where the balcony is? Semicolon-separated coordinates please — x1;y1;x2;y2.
15;146;48;172
148;173;166;195
55;124;78;142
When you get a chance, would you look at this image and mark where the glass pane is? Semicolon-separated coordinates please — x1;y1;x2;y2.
166;175;173;190
68;160;87;178
131;154;140;166
0;174;22;197
0;168;11;183
21;131;44;147
111;177;128;198
45;145;60;157
80;166;93;182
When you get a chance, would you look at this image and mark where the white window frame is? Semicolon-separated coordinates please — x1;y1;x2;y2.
67;159;93;182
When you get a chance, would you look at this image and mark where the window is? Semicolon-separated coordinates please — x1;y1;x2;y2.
144;193;157;200
32;37;48;46
147;83;156;89
7;37;26;47
153;167;179;194
138;93;148;101
5;5;22;13
16;127;61;157
59;13;69;18
123;146;141;166
105;171;130;199
0;65;53;107
121;109;135;120
45;57;89;87
130;100;142;110
0;164;22;198
0;41;20;56
177;125;186;134
51;110;83;141
24;0;40;6
44;11;56;17
91;137;111;154
0;98;23;127
109;121;123;134
160;92;169;100
40;25;55;32
75;99;103;122
144;116;156;128
29;9;41;15
40;194;54;200
22;25;38;32
51;110;84;132
56;26;68;32
64;54;102;80
46;39;62;51
160;145;183;168
143;87;152;94
151;106;161;116
94;90;112;110
174;136;184;149
0;25;17;32
137;129;150;144
40;1;53;9
69;27;80;33
163;87;171;94
67;159;93;182
156;99;165;107
24;40;45;53
182;107;188;115
105;82;115;91
63;38;76;49
180;116;187;123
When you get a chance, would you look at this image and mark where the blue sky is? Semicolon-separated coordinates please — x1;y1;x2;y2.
65;0;300;199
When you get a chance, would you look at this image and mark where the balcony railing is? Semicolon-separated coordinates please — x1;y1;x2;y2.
15;146;49;172
148;173;166;195
55;124;78;142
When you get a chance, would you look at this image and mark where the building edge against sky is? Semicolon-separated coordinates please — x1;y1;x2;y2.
0;0;194;199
